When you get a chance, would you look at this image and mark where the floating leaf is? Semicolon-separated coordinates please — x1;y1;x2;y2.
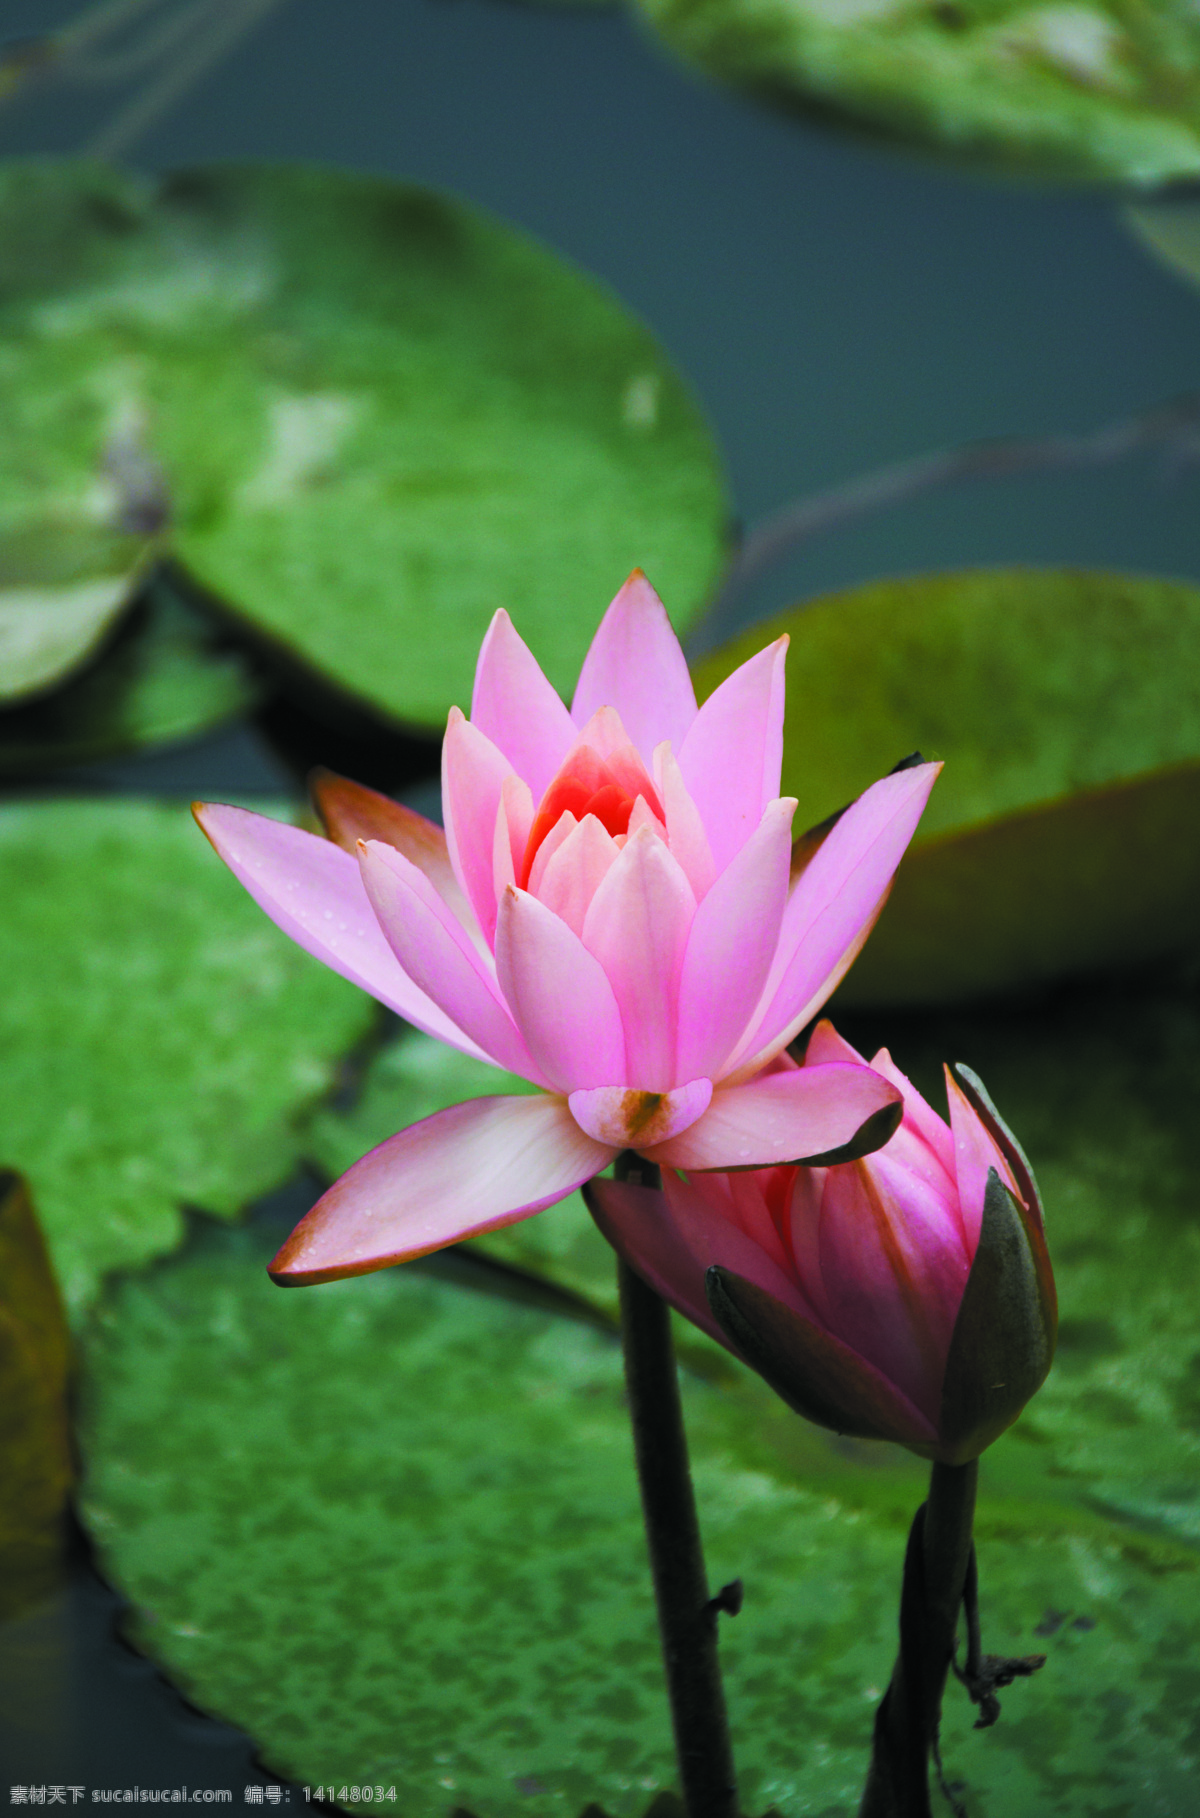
0;571;264;776
0;159;728;734
304;1028;622;1319
0;800;375;1317
0;1173;72;1621
0;522;149;705
694;568;1200;1005
634;0;1200;185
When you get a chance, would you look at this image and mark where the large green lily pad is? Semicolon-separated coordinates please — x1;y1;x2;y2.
634;0;1200;185
694;567;1200;1006
78;972;1200;1813
0;159;728;734
0;570;264;776
0;799;375;1317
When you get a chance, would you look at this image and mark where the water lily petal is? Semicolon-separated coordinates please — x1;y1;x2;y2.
494;885;626;1091
645;1063;901;1170
675;796;796;1083
571;570;697;765
581;826;696;1091
586;1169;810;1348
470;609;576;800
728;762;940;1079
655;744;715;900
359;841;544;1082
309;769;477;938
533;812;621;938
568;1078;712;1148
946;1066;1023;1255
677;637;787;875
193;803;490;1060
441;707;513;947
272;1095;610;1284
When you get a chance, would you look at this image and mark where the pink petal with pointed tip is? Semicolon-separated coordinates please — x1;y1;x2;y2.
568;1078;712;1148
645;1062;900;1170
677;638;787;875
193;803;491;1061
945;1067;1022;1258
675;797;795;1084
470;609;577;799
441;708;514;947
271;1094;611;1284
527;809;578;897
534;813;621;938
571;571;697;765
569;708;664;815
581;826;696;1090
728;762;940;1079
359;841;543;1082
493;774;534;899
627;795;667;841
813;1159;969;1426
655;744;715;900
494;886;626;1090
867;1045;958;1188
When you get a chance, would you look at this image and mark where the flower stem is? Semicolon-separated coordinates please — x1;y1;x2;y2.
614;1151;740;1818
858;1458;979;1818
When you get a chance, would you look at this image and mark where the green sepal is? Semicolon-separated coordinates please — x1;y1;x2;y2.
0;1171;72;1619
936;1167;1057;1465
704;1266;934;1451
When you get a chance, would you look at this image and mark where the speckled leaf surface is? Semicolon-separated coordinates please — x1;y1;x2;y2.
0;160;728;734
694;568;1200;1005
0;574;264;775
304;1028;620;1317
0;800;375;1317
634;0;1200;185
79;975;1200;1814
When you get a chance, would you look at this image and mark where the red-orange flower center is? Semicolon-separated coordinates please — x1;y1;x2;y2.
518;743;663;888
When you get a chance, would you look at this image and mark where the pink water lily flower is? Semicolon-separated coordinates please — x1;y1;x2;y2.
194;573;938;1286
589;1020;1057;1463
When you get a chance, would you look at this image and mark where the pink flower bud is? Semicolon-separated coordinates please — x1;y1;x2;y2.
588;1021;1056;1463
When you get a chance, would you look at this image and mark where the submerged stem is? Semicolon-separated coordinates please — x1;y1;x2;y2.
615;1151;740;1818
859;1458;978;1818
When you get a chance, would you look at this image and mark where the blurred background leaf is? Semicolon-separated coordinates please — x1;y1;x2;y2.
0;1172;72;1622
695;567;1200;1005
632;0;1200;185
0;158;729;739
0;798;376;1317
0;520;151;706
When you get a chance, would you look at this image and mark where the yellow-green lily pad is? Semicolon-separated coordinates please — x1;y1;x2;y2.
0;571;264;776
0;799;375;1317
0;1172;72;1621
694;567;1200;1006
634;0;1200;185
0;522;149;706
0;159;728;735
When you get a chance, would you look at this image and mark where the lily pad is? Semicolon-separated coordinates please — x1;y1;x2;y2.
0;159;728;734
0;570;265;776
304;1029;622;1318
694;567;1200;1006
0;1172;72;1621
0;522;150;706
634;0;1200;185
0;799;375;1317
